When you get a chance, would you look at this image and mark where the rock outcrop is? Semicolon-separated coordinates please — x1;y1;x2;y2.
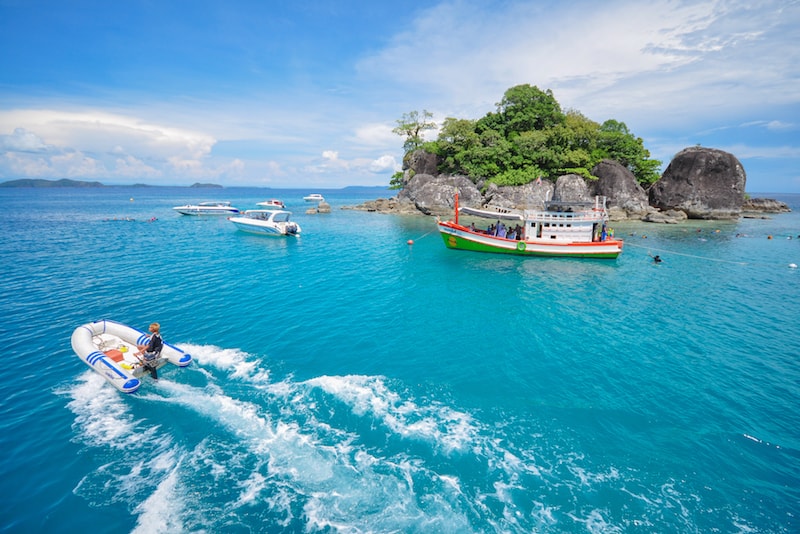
405;150;439;176
649;147;746;219
306;200;332;214
590;160;650;220
395;173;478;216
347;147;787;222
742;197;790;213
481;181;553;210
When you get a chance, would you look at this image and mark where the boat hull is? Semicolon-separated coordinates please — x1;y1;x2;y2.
173;207;239;216
230;220;290;236
71;319;192;393
438;221;623;259
256;201;285;209
229;210;301;237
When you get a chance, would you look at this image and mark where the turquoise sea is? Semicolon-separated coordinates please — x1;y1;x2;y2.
1;186;798;533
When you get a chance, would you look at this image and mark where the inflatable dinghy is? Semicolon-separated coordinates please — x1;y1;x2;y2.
71;319;192;393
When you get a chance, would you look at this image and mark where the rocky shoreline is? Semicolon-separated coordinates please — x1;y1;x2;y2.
344;146;790;223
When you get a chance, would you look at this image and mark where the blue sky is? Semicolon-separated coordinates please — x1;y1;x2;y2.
1;0;798;192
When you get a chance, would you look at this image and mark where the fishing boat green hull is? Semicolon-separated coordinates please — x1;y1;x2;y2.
436;194;623;259
438;223;623;258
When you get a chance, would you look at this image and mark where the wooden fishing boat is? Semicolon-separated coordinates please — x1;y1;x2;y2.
437;194;623;259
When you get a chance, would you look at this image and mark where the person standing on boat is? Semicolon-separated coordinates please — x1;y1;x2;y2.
135;322;163;380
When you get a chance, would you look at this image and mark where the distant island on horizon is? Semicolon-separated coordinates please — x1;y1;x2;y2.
0;178;221;188
0;178;390;190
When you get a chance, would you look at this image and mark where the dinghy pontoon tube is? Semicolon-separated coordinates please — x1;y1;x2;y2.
71;319;192;393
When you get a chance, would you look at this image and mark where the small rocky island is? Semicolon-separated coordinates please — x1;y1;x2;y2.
348;146;790;222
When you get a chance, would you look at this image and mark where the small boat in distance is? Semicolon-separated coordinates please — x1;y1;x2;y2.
256;199;285;209
71;319;192;393
172;201;240;216
228;209;302;237
437;194;623;259
303;193;325;202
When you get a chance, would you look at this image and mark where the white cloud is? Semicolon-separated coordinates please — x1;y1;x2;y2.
719;143;800;160
114;154;160;178
0;128;50;152
0;109;217;181
0;0;797;190
1;149;107;179
0;110;215;158
52;151;106;178
351;123;397;148
764;120;794;131
369;154;400;173
358;0;799;128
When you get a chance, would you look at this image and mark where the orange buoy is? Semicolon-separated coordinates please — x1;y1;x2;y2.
407;239;414;245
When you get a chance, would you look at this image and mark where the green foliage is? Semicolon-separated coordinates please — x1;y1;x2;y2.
394;84;662;187
595;120;661;185
389;170;405;190
490;166;544;187
495;85;565;134
559;167;595;180
392;110;437;154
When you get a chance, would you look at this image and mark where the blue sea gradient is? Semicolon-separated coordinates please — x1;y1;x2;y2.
1;187;799;533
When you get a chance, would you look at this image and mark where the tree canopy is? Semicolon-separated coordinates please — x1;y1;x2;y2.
392;110;436;155
394;84;661;188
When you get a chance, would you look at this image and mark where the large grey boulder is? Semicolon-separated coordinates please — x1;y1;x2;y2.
649;147;746;219
484;180;553;210
397;173;480;216
405;149;440;177
553;174;592;202
591;160;650;219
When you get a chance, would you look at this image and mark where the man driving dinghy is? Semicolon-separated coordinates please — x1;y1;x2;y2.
135;322;163;380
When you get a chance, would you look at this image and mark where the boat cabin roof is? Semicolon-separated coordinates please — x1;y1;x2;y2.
544;200;596;212
458;206;524;221
244;209;293;221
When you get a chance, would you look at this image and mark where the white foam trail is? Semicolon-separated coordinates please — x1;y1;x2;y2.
306;375;478;454
64;371;188;524
131;459;187;534
150;372;475;531
234;471;267;507
180;343;271;385
64;347;687;532
66;372;141;449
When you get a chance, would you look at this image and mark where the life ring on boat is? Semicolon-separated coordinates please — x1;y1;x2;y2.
516;241;526;251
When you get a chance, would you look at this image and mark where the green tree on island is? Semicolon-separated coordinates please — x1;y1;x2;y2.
392;84;661;190
389;110;436;189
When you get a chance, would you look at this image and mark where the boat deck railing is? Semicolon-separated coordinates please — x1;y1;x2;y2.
524;209;607;223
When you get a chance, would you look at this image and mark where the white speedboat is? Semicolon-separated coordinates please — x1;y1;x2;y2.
303;193;324;202
172;201;240;215
229;209;301;236
256;199;285;209
71;320;192;393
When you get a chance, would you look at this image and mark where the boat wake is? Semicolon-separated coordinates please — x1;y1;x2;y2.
63;344;711;533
